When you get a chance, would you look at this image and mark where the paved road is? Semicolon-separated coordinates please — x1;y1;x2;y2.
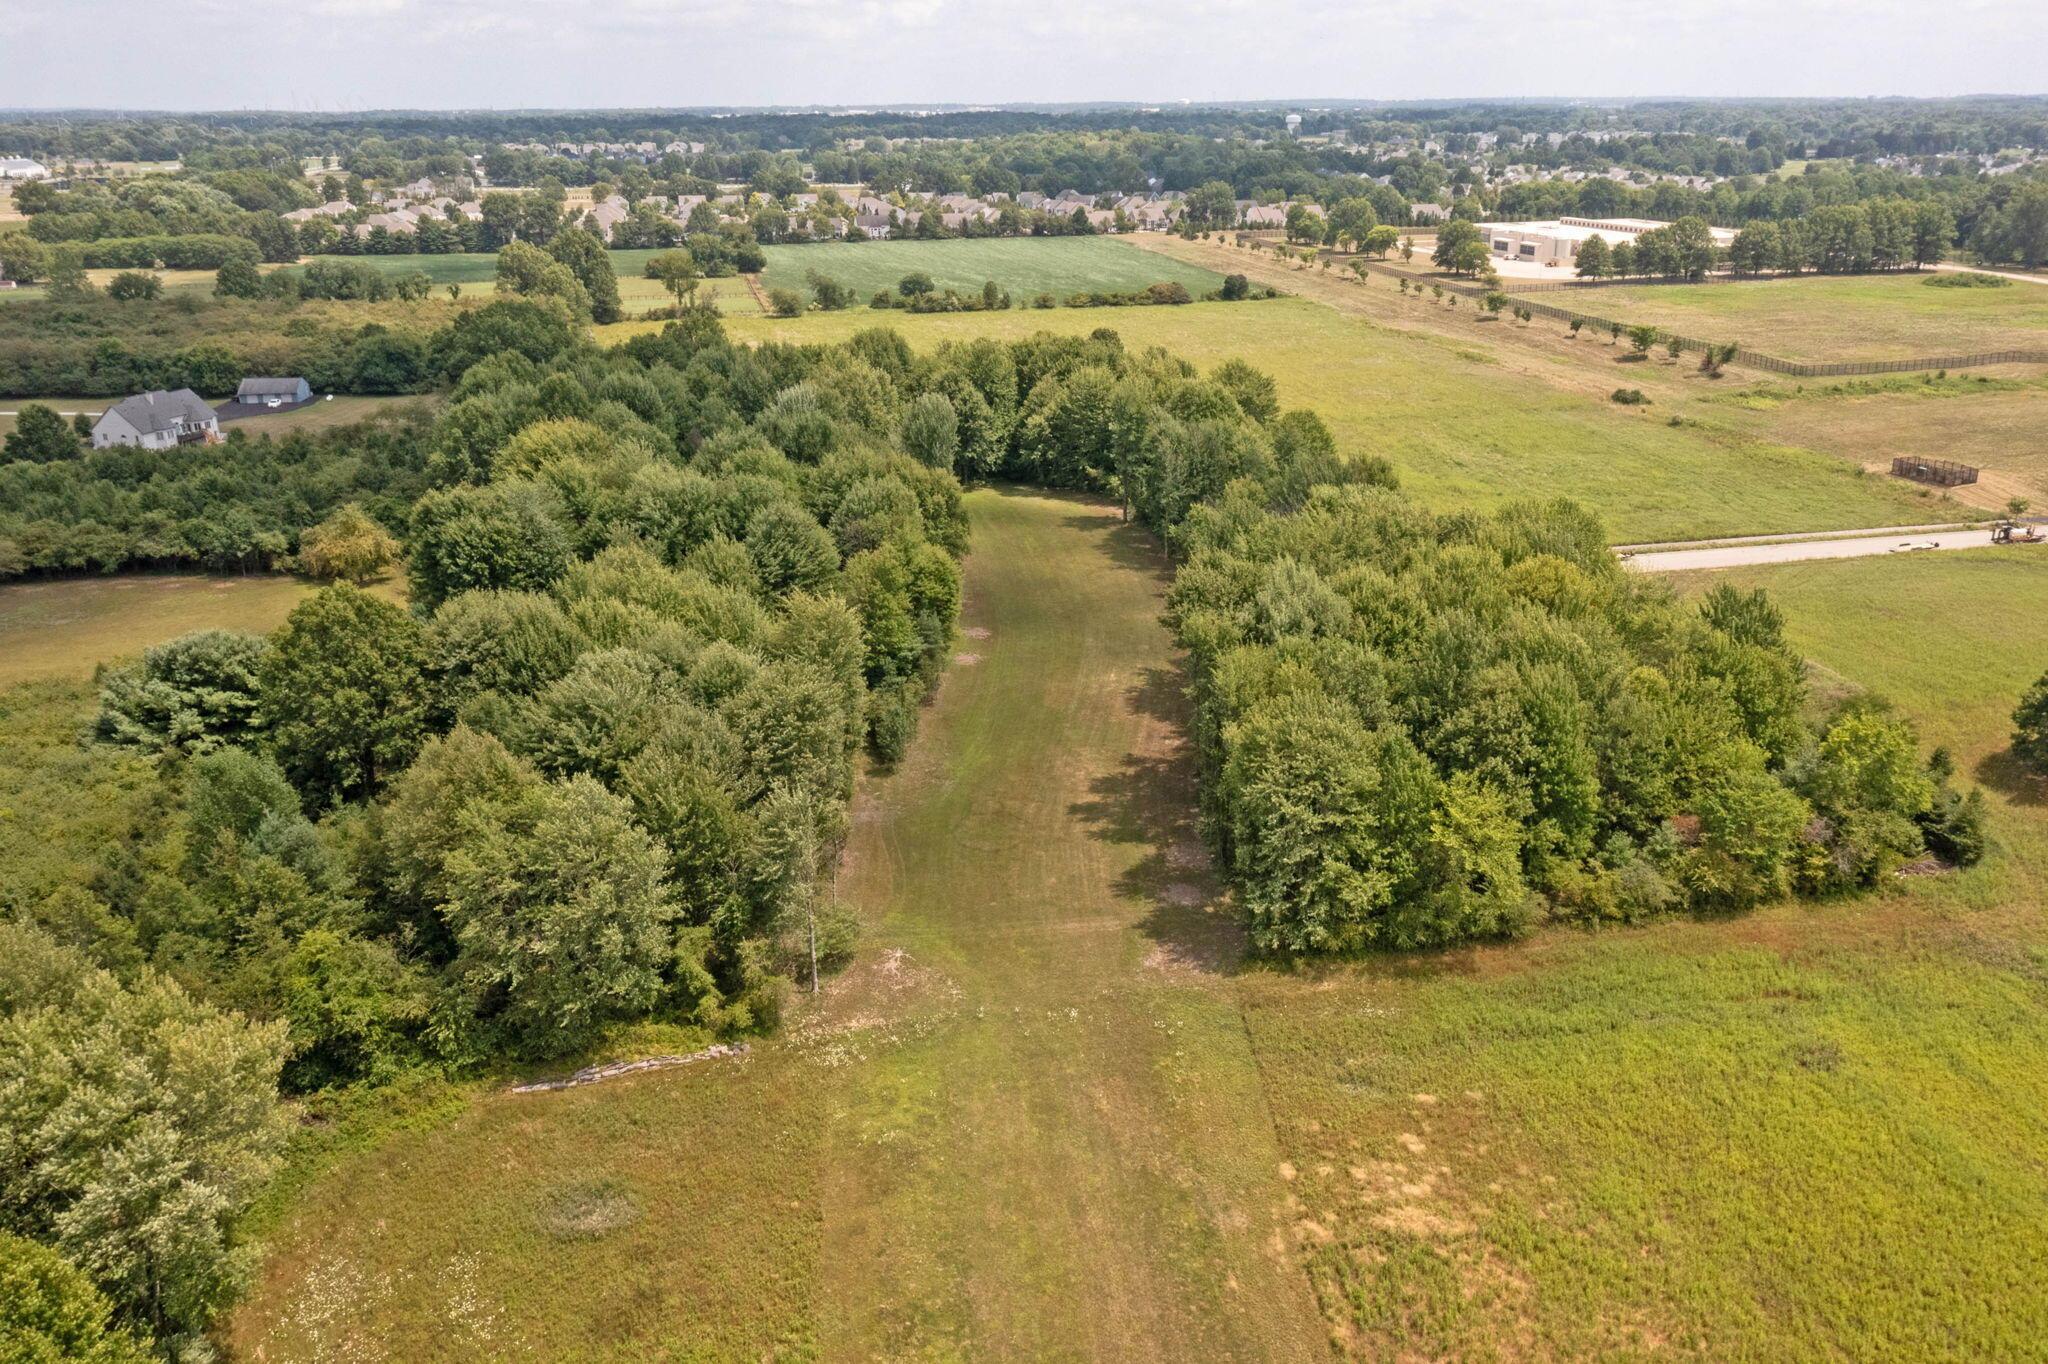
1625;526;2015;572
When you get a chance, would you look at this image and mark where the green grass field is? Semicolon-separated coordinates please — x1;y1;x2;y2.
226;495;2048;1361
1568;273;2048;362
1704;374;2048;510
0;571;405;687
691;298;1942;543
756;236;1227;303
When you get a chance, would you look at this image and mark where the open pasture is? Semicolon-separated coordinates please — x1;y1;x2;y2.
0;571;405;687
290;251;759;313
1706;374;2048;510
696;297;1938;543
1556;272;2048;362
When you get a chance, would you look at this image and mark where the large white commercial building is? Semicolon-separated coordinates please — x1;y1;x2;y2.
1475;215;1737;269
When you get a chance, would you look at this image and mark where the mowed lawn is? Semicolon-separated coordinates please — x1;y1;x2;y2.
756;236;1227;303
1235;546;2048;1361
1570;273;2048;362
0;571;405;687
695;298;1938;543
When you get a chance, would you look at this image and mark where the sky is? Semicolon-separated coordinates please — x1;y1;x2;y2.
3;0;2044;111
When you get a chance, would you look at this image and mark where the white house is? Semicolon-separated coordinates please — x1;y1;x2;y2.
91;390;220;450
0;158;49;181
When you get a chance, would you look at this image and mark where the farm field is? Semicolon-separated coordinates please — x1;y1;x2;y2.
754;236;1227;302
1550;272;2048;362
0;265;221;303
225;495;2048;1361
1704;375;2048;510
0;570;406;687
696;297;1942;543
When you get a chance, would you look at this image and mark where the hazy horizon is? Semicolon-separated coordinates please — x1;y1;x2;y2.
7;0;2045;114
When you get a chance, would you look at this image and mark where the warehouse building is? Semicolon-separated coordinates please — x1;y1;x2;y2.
1475;215;1737;268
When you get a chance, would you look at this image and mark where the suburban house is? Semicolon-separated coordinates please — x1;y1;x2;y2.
1;158;50;180
854;213;894;239
234;377;312;407
91;390;221;450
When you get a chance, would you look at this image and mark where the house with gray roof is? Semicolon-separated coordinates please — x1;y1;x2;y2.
235;377;311;407
91;390;220;450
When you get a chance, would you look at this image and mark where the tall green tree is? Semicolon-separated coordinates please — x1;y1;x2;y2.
259;585;429;804
0;924;289;1348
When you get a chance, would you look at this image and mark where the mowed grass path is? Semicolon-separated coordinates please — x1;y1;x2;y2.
1572;273;2048;362
813;488;1323;1359
232;488;1327;1362
756;237;1225;302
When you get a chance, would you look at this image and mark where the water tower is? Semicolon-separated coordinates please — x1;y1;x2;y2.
1285;113;1302;137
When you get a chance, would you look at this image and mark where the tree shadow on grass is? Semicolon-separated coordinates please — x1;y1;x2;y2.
1058;509;1174;579
1974;747;2047;807
1066;665;1247;975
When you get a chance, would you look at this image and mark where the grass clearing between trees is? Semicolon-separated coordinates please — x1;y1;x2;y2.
1557;273;2048;362
0;571;404;686
696;298;1939;543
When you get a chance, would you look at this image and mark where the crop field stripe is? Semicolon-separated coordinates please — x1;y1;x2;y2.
816;486;1326;1359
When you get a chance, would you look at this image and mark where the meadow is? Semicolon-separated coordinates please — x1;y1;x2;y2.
1551;272;2048;362
696;297;1944;544
1702;373;2048;511
0;570;407;686
289;251;758;313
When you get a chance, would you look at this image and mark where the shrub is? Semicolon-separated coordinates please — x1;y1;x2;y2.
1611;388;1650;405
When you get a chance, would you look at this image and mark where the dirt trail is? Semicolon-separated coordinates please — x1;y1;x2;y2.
1626;524;2020;571
814;487;1327;1361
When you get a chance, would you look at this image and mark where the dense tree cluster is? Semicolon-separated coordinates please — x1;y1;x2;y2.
1158;482;1983;953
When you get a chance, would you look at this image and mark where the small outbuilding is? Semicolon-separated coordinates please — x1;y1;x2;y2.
235;376;312;407
92;390;221;450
